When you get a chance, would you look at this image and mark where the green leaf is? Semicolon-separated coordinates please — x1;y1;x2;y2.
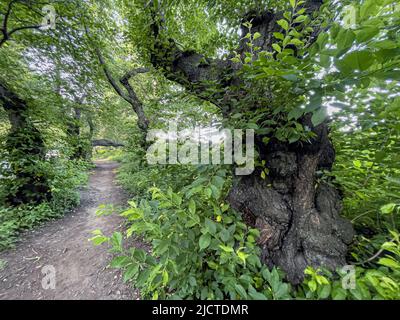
123;264;139;282
111;232;123;250
356;26;379;43
200;287;208;299
188;199;196;215
277;19;289;31
172;193;182;206
319;54;330;68
360;0;378;19
219;244;234;252
205;218;217;234
288;107;304;120
318;284;331;299
336;29;355;52
162;270;169;285
294;15;306;23
253;32;262;40
110;256;130;268
237;250;249;264
219;228;231;242
272;43;282;53
353;160;362;168
211;175;225;188
331;287;347;300
378;257;400;269
372;40;398;50
231;113;243;119
249;290;268;300
275;283;290;299
204;187;212;198
273;32;284;40
305;91;322;112
281;73;297;81
234;284;248;298
308;279;317;292
199;233;211;250
380;203;397;214
311;107;327;126
90;235;108;246
335;50;375;74
289;38;304;47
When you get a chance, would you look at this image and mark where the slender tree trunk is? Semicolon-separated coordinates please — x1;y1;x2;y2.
67;107;87;160
87;115;95;159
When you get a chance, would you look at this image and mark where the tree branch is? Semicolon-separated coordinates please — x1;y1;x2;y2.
0;0;41;48
92;139;124;147
86;23;150;136
93;46;131;104
8;24;41;36
148;0;324;106
120;67;149;83
2;0;17;33
148;2;232;105
119;68;150;132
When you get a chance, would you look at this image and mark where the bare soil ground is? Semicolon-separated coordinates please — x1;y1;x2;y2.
0;160;138;300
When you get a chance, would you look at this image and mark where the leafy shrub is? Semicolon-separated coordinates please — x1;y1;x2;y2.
92;165;292;299
93;155;400;300
299;231;400;300
0;158;91;250
116;150;197;197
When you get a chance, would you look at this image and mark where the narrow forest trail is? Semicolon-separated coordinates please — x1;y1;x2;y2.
0;160;137;300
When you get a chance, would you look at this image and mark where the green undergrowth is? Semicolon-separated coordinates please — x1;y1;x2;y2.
0;158;92;250
91;149;400;300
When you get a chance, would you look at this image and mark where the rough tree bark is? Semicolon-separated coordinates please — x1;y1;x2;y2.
148;0;354;283
0;82;51;205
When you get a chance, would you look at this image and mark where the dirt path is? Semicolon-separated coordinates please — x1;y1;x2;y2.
0;160;137;300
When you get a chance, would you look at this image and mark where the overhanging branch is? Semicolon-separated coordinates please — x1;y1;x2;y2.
92;139;124;147
85;26;150;135
148;0;324;107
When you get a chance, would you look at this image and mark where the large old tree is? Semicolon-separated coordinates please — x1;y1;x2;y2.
145;0;354;283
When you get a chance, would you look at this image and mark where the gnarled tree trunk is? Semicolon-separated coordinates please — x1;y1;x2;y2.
227;116;353;283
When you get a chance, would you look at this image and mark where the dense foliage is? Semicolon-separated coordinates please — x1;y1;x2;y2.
1;0;400;300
